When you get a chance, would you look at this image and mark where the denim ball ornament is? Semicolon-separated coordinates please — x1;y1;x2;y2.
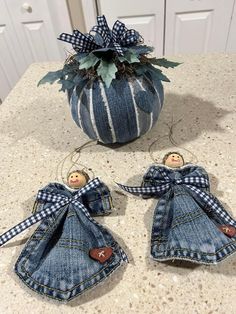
38;15;180;144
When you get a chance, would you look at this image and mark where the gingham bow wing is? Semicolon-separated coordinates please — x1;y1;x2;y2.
0;178;101;247
117;171;236;228
58;15;142;56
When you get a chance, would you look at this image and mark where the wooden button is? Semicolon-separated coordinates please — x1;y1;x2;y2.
218;225;236;237
89;247;113;263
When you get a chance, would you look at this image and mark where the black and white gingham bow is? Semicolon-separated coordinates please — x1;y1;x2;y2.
0;178;100;247
58;15;142;56
117;173;236;228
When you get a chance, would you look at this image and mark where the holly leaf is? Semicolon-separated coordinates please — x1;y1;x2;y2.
37;70;64;86
134;64;147;76
149;66;170;82
118;50;140;64
66;72;77;82
58;79;75;92
97;60;118;88
149;58;181;68
73;74;83;84
78;53;100;70
148;65;170;82
134;64;170;82
62;63;78;74
129;45;154;56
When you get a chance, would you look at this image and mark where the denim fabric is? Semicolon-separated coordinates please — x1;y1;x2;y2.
68;76;164;144
142;164;236;264
15;181;127;301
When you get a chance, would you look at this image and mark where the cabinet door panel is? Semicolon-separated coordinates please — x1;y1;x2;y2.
0;0;27;100
0;0;71;101
165;0;235;54
5;0;62;64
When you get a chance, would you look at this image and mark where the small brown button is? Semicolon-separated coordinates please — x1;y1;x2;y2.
89;247;113;263
218;225;236;237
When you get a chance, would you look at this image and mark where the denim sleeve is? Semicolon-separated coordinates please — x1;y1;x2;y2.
32;183;63;214
141;165;161;198
81;182;113;216
33;182;113;216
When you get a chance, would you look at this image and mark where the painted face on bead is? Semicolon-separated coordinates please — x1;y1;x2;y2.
163;152;184;168
67;170;89;189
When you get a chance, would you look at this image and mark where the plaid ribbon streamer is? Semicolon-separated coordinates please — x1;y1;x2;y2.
117;174;236;228
58;15;141;56
0;178;101;247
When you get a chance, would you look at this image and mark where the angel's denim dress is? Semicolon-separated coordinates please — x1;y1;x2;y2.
14;181;127;301
141;164;236;264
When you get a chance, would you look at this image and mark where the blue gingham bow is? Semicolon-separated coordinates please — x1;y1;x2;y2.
58;15;142;56
0;178;101;247
117;172;236;228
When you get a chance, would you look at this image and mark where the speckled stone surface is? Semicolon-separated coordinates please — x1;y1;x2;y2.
0;54;236;314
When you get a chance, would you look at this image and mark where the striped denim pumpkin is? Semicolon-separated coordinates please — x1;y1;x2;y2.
68;75;164;144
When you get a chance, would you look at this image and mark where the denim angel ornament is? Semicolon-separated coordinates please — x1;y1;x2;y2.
118;152;236;264
0;169;128;301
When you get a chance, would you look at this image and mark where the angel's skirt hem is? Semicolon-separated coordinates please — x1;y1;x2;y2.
151;240;236;265
15;245;127;302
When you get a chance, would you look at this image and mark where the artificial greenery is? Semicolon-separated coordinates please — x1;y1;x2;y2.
38;45;181;91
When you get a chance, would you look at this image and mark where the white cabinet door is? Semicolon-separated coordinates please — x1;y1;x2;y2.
97;0;165;56
0;0;71;101
226;1;236;52
0;0;28;100
165;0;235;55
5;0;65;65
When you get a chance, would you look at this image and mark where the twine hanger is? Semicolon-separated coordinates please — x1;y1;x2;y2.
148;117;198;164
55;140;97;185
33;140;97;214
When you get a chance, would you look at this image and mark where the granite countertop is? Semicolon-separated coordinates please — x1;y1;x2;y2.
0;54;236;314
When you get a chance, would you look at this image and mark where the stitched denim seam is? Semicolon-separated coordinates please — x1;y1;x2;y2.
151;248;236;264
17;260;122;302
171;212;204;229
172;209;203;221
32;237;90;247
152;249;236;264
67;213;76;218
56;244;89;252
152;241;236;256
21;253;116;293
151;236;168;242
